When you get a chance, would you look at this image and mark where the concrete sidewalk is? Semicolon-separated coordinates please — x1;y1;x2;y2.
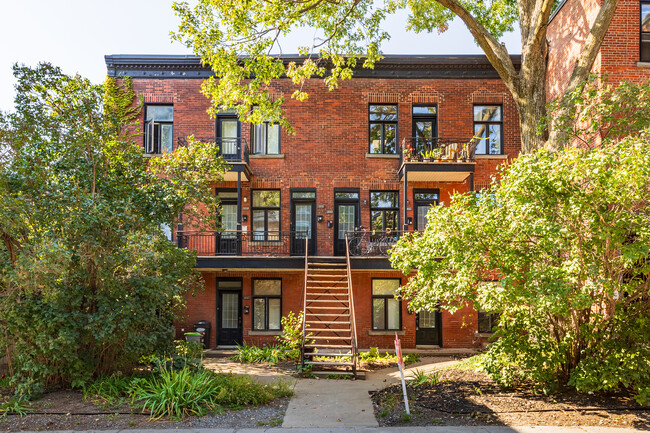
18;427;650;432
282;356;457;428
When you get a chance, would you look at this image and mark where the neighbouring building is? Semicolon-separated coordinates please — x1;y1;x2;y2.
104;0;649;353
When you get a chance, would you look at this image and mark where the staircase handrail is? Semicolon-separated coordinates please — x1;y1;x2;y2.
345;233;358;377
300;235;309;369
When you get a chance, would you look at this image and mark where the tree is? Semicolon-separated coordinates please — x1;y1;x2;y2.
0;64;228;396
389;80;650;401
171;0;620;153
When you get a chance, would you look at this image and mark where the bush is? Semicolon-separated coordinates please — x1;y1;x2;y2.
128;365;292;419
358;347;420;366
275;311;311;360
231;342;289;364
174;340;204;361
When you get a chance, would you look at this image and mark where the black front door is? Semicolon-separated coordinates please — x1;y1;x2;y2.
334;190;360;256
217;280;243;346
416;308;442;346
216;190;240;255
414;190;440;231
291;191;316;256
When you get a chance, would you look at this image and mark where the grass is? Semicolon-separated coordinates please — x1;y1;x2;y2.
378;393;397;418
0;398;32;418
449;353;486;371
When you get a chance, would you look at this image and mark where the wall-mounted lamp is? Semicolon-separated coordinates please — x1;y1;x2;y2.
243;196;247;203
406;217;413;225
317;215;323;223
242;215;248;222
363;199;367;205
327;220;333;228
244;305;250;314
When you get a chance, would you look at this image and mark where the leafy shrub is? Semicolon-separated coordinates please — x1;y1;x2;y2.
275;311;311;360
174;340;204;361
0;398;32;418
358;347;420;366
81;373;134;402
128;365;292;419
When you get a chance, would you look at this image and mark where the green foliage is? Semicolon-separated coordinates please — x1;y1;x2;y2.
358;347;420;366
0;63;228;395
231;342;289;364
129;366;292;420
171;0;518;134
408;368;440;387
174;340;204;361
0;398;32;418
275;311;311;360
391;132;650;401
81;373;134;405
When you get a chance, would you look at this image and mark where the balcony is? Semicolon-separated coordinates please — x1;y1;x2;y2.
399;137;477;183
177;230;309;257
217;137;252;182
346;230;412;257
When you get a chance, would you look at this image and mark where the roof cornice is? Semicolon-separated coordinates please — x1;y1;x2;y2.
105;54;522;80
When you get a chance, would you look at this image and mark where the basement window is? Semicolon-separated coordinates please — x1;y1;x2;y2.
372;279;401;331
253;279;282;331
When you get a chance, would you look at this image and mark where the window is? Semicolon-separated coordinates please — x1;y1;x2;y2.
370;191;399;232
478;311;499;333
369;105;398;154
412;105;438;155
252;122;280;154
144;105;173;154
413;190;439;230
372;279;401;330
473;105;503;155
252;190;280;240
217;190;238;236
642;2;650;61
252;279;281;331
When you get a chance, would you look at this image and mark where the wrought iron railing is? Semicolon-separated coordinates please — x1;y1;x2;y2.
401;137;479;165
176;230;308;256
216;137;250;164
346;229;410;257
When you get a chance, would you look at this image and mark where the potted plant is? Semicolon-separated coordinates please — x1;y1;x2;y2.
403;144;414;161
422;149;434;162
433;147;443;162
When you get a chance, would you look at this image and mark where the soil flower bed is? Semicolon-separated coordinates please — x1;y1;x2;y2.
371;368;650;428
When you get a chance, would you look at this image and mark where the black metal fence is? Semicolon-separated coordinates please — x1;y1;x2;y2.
216;137;250;164
401;137;478;164
177;230;309;256
346;230;410;257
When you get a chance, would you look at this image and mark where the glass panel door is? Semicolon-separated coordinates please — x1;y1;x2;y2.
416;308;441;346
217;117;239;157
291;194;316;255
217;280;242;346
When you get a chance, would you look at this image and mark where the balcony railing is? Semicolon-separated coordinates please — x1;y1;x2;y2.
177;230;308;256
346;229;412;257
401;137;479;165
216;137;250;164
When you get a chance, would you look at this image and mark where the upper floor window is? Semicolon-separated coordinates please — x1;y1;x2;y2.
369;105;398;154
642;2;650;61
473;105;503;155
370;191;399;232
144;105;173;154
252;190;280;241
252;122;280;155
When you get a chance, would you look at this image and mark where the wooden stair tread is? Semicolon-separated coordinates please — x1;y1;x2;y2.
308;328;351;333
305;320;350;324
310;335;352;340
306;306;350;310
306;361;354;366
304;352;352;357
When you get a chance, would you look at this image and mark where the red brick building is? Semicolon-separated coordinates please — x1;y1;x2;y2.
105;0;648;353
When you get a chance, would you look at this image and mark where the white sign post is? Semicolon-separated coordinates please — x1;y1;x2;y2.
394;332;410;415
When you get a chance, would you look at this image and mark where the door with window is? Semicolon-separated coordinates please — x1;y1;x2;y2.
216;112;240;159
216;190;239;255
290;191;316;256
416;308;441;346
414;190;440;231
217;279;243;346
412;105;437;156
334;190;360;256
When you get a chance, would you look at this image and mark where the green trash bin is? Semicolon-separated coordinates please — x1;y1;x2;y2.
184;332;202;344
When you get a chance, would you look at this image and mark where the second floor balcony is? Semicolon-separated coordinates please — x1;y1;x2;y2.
217;137;252;182
399;137;477;183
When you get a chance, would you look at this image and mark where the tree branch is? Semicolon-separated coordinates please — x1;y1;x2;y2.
434;0;519;94
565;0;620;95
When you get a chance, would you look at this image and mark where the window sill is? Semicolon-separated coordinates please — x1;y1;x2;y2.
368;330;405;336
366;153;400;159
636;62;650;68
474;332;495;338
143;153;163;158
474;154;508;160
249;154;285;159
248;330;282;336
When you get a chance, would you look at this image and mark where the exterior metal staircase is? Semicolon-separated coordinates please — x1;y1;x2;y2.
300;237;358;377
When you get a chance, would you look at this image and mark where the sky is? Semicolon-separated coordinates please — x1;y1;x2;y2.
0;0;521;113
